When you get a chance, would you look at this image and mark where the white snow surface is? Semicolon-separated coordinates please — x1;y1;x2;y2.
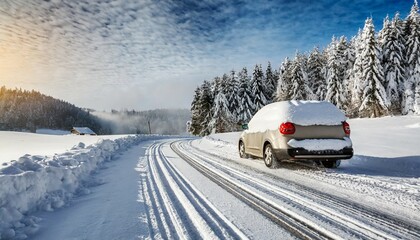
288;137;352;151
0;131;130;165
35;129;70;135
247;100;347;132
0;134;160;239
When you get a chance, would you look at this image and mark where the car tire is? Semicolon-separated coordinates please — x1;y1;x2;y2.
321;159;341;168
239;141;249;158
264;144;279;168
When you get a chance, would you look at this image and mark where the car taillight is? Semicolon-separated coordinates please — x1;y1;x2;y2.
279;122;295;135
343;121;350;135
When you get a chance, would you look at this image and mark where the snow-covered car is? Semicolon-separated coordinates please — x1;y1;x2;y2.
238;100;353;168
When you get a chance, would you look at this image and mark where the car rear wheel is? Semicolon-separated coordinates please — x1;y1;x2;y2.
321;159;341;168
264;144;279;168
239;141;249;158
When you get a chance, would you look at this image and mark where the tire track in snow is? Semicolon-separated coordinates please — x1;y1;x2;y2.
139;141;247;240
139;144;181;239
176;140;420;240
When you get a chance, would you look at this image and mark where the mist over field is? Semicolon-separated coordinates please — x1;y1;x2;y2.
92;109;191;135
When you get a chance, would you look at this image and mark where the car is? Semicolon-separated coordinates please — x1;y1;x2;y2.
238;100;353;168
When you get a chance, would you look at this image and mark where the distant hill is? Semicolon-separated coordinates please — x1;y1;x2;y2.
93;109;191;135
0;86;110;134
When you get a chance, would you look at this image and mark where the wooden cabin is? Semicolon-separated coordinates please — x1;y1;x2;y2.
71;127;97;136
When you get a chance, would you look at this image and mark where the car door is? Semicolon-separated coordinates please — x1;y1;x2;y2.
246;131;261;156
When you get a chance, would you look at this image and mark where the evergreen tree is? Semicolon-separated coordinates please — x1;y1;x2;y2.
307;47;327;100
275;58;293;101
209;92;235;133
189;87;202;135
288;53;315;100
237;67;253;124
221;74;229;95
250;64;267;115
379;14;406;114
359;18;389;117
403;2;420;114
264;62;276;103
226;70;240;120
344;37;356;103
272;68;280;99
325;36;350;112
211;76;222;99
349;29;365;112
197;81;214;136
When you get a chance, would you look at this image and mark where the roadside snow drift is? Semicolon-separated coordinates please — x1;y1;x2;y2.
0;135;156;239
248;100;347;132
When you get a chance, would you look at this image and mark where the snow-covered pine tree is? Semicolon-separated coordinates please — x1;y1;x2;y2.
307;47;327;100
211;76;222;99
379;14;406;114
275;58;293;101
272;67;280;98
325;36;350;112
221;73;229;95
288;53;315;100
349;29;365;113
344;38;356;104
237;67;253;124
189;87;202;135
198;81;214;136
226;70;240;121
209;91;235;133
264;62;276;103
403;2;420;114
358;18;389;117
250;64;268;115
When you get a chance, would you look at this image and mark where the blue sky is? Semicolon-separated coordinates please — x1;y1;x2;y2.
0;0;414;110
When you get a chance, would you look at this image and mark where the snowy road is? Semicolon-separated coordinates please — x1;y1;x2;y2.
30;137;420;240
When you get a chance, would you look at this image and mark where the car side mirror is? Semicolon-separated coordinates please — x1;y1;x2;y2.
241;124;249;130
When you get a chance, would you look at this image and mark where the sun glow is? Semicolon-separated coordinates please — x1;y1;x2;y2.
0;33;46;87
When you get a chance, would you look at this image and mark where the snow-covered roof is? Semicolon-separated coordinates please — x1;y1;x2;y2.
248;100;347;132
72;127;96;135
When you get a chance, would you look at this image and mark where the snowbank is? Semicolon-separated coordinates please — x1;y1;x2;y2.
0;135;158;239
248;101;347;132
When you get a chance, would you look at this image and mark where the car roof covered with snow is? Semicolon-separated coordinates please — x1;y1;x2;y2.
248;100;347;132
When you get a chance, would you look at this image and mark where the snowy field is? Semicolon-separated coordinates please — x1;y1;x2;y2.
0;131;130;165
1;115;420;239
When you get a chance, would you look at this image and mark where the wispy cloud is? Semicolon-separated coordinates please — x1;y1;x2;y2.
0;0;413;110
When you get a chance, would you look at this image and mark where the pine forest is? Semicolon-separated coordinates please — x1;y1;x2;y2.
0;87;109;134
